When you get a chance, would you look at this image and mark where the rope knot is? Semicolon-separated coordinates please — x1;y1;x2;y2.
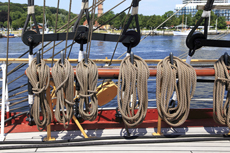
79;90;97;98
32;82;46;94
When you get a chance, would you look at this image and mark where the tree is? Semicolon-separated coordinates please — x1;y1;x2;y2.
162;11;175;27
217;16;226;29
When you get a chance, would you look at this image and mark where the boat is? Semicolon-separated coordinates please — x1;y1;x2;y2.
2;33;15;38
1;0;230;152
173;30;190;36
173;16;191;36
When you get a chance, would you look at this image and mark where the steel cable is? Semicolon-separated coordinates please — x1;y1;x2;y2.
213;55;230;128
76;59;98;121
26;59;52;131
117;55;150;127
156;56;196;127
51;59;75;128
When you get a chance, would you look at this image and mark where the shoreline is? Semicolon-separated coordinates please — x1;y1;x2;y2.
0;29;228;37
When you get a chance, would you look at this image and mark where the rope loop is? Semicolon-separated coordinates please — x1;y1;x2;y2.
117;55;150;128
156;56;197;127
26;58;52;131
52;59;75;129
213;55;230;128
76;58;98;121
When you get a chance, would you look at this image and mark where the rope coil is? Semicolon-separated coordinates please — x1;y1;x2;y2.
51;59;75;128
156;56;196;127
117;55;150;128
213;55;230;128
26;59;52;131
76;59;98;121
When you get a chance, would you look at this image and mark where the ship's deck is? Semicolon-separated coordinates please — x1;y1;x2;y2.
1;127;230;153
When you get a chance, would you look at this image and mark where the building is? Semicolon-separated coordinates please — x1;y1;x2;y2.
182;0;228;4
175;0;230;21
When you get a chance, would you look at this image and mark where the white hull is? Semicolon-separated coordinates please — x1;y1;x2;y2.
173;30;190;36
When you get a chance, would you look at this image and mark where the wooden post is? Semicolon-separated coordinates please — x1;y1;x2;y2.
152;113;162;136
43;82;55;141
72;116;88;138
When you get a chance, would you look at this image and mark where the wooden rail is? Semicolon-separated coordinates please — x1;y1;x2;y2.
0;58;217;64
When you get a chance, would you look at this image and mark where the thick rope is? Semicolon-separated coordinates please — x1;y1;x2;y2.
117;55;150;128
26;59;52;131
156;56;196;127
76;59;98;121
213;55;230;128
51;59;75;129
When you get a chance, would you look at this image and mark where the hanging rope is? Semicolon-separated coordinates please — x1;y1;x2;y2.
76;59;98;121
117;55;150;128
51;0;60;67
26;59;52;131
156;56;196;127
42;0;46;58
213;55;230;128
51;59;75;128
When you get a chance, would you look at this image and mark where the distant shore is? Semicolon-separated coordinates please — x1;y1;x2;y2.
0;29;228;37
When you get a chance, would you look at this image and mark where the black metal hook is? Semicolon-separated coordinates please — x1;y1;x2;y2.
36;51;41;64
204;0;215;11
61;51;65;65
84;51;88;64
169;52;174;65
224;52;229;66
130;52;134;64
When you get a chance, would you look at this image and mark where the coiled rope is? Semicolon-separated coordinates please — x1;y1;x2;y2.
117;55;150;128
26;59;52;131
156;56;196;127
76;59;98;121
52;59;75;128
213;55;230;128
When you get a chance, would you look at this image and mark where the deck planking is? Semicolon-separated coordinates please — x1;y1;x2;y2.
1;127;230;152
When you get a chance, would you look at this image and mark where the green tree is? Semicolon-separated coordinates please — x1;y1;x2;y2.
162;11;175;27
217;16;226;29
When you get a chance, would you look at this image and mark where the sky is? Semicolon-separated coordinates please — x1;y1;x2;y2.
0;0;182;16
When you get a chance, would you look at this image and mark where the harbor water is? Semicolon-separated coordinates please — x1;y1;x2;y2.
0;35;230;111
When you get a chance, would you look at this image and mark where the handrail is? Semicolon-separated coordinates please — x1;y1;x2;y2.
0;58;218;64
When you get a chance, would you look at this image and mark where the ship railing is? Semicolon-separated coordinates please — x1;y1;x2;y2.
0;58;218;141
0;58;218;64
0;62;9;141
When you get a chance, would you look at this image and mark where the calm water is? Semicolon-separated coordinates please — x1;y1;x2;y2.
0;35;230;111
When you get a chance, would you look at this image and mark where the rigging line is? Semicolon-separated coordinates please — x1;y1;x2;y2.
5;0;10;92
52;42;77;58
2;0;101;72
93;0;127;31
99;1;132;91
64;0;72;58
41;0;46;59
67;0;120;58
94;5;131;31
0;4;90;72
63;0;105;58
86;0;97;58
7;83;27;94
94;0;126;22
10;98;28;107
9;90;27;98
8;96;28;102
51;0;60;67
140;0;193;42
10;105;29;112
108;2;132;66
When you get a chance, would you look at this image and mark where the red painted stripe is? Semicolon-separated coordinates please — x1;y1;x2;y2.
25;68;216;77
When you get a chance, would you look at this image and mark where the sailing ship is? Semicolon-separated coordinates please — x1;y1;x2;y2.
173;16;191;36
1;0;230;152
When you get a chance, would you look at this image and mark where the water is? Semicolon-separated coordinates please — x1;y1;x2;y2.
0;35;230;111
